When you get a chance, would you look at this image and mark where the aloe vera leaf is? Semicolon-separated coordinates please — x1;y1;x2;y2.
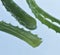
1;0;37;30
26;0;60;33
0;21;42;47
26;0;60;24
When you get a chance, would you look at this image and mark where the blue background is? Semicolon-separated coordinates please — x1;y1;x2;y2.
0;0;60;55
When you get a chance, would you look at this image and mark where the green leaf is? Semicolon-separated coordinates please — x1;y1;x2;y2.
0;21;42;47
26;0;60;33
1;0;37;30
